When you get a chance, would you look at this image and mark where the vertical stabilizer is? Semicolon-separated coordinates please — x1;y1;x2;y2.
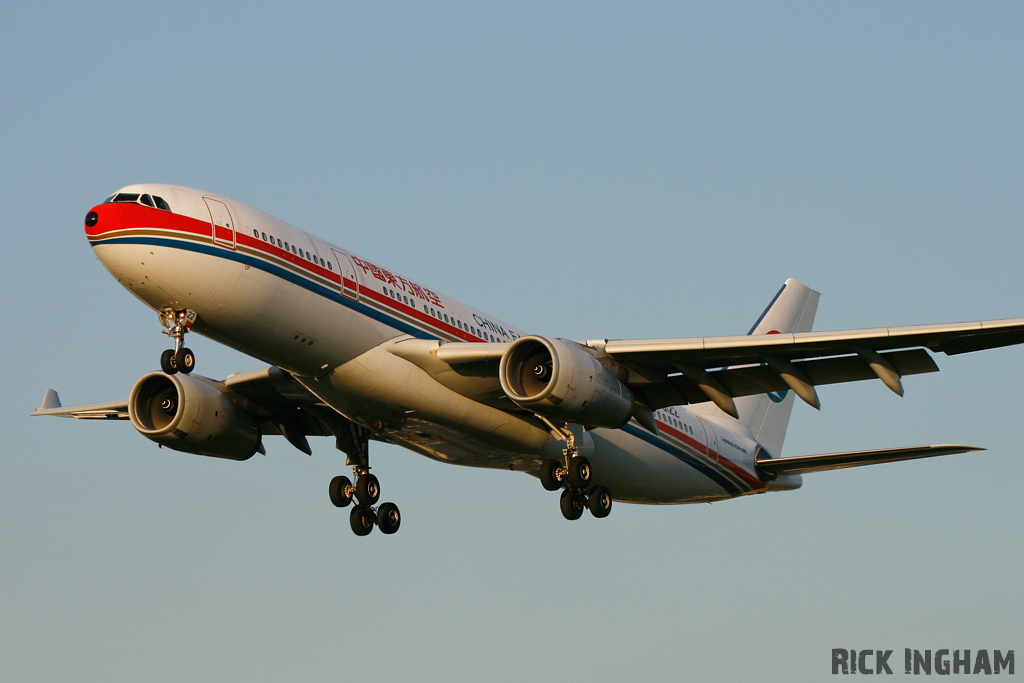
734;279;820;455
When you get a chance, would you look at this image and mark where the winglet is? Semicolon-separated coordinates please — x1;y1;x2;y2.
38;389;61;411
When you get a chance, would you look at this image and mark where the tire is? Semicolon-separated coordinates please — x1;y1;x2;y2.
160;349;177;374
539;458;562;491
175;347;195;374
559;489;584;521
329;476;353;508
356;473;380;505
350;506;375;536
567;456;592;488
588;486;613;518
376;502;401;534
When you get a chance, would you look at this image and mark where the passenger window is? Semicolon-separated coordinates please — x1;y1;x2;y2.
298;249;303;258
153;196;171;211
327;262;332;270
277;238;282;247
284;242;289;251
291;245;297;254
320;258;326;267
139;194;155;207
444;314;449;323
253;229;259;238
261;232;267;240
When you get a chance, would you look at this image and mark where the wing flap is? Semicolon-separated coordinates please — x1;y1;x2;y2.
755;444;983;475
603;317;1024;373
632;349;939;411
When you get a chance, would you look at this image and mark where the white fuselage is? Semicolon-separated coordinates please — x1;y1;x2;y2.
86;184;801;504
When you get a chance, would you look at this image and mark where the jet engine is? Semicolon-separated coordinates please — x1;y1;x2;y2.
128;372;262;460
499;336;635;429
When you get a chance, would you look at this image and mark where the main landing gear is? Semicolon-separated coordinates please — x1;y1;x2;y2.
329;421;401;536
158;308;197;375
538;426;613;521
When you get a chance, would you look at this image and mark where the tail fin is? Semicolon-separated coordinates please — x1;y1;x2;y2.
734;278;820;456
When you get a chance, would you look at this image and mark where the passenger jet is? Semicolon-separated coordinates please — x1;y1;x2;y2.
33;184;1024;536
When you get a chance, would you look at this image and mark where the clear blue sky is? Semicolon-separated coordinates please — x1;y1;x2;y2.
2;2;1022;680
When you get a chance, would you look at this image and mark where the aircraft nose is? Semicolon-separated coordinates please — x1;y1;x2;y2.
84;205;107;240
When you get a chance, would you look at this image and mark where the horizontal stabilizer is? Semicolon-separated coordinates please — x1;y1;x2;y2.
755;444;983;475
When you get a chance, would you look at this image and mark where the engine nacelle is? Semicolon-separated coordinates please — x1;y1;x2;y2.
499;336;635;429
128;372;262;461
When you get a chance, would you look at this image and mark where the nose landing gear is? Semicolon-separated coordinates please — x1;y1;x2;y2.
158;308;197;375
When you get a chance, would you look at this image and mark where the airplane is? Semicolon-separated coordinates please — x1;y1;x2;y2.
33;183;1024;536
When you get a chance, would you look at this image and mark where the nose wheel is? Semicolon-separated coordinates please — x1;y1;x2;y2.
158;308;197;375
160;347;195;374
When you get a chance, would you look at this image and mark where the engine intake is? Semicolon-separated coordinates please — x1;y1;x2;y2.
128;372;262;461
499;336;635;429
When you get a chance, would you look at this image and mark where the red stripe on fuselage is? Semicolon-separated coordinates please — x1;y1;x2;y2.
656;419;765;491
86;202;489;343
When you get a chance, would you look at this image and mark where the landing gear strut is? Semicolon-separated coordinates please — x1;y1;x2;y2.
159;308;196;375
329;419;401;536
538;420;613;521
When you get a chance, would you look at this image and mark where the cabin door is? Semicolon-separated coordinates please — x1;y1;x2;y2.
203;197;236;249
331;248;360;300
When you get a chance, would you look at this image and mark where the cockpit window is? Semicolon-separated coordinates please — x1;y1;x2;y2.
106;192;172;212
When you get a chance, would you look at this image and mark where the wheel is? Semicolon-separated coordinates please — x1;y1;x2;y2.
160;349;177;374
559;489;585;521
355;473;380;505
329;476;353;508
588;486;613;518
175;347;195;374
540;458;562;491
567;456;591;488
350;505;375;536
376;502;401;534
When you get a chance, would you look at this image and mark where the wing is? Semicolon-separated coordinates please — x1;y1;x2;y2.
601;317;1024;413
410;316;1024;416
31;389;129;419
32;367;343;456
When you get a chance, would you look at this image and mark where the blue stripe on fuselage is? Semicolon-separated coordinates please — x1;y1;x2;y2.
620;424;743;496
90;235;438;341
